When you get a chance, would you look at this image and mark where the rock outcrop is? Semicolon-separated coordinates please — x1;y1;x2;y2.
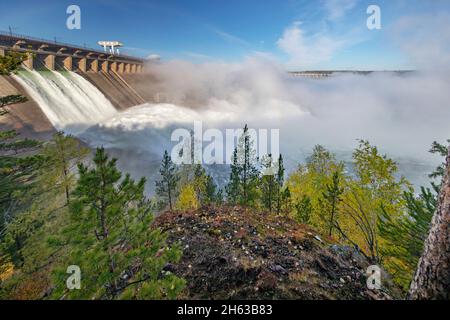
154;206;399;300
409;147;450;299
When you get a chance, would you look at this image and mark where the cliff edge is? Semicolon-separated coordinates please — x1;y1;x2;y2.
154;206;401;300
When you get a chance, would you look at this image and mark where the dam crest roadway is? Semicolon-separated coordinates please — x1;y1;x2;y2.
0;32;144;74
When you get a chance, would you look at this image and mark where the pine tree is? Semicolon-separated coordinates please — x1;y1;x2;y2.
40;132;89;205
0;102;41;242
192;164;207;205
53;148;185;299
0;51;27;76
281;186;292;213
179;163;219;207
428;140;450;185
226;148;240;204
238;125;259;206
379;187;436;291
275;154;285;214
226;125;260;207
0;131;41;223
204;174;218;205
0;51;43;277
295;195;312;224
260;154;277;213
215;188;224;205
321;171;343;237
155;150;178;211
378;140;449;292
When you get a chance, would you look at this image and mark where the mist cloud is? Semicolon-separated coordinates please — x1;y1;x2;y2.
390;13;450;71
324;0;358;20
131;13;450;161
136;59;449;161
276;21;348;69
84;13;450;189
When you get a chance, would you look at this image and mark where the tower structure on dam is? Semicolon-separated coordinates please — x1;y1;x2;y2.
98;41;123;55
0;32;144;73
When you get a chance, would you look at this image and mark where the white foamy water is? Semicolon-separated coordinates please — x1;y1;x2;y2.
14;69;117;134
95;98;307;132
99;103;201;130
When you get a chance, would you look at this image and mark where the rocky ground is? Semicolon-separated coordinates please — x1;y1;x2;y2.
154;206;400;300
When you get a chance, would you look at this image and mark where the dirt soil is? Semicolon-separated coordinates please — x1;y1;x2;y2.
154;206;399;300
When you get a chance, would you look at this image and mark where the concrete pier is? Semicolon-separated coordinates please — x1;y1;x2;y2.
23;53;34;69
110;62;117;73
101;60;109;73
63;56;72;70
44;55;55;70
118;63;125;73
89;59;99;73
77;58;87;72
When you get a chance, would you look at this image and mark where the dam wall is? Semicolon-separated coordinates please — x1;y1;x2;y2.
0;75;55;140
0;69;160;140
0;33;159;139
0;32;144;74
81;71;146;110
120;73;161;102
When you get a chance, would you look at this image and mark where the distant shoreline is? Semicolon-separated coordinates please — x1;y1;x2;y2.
289;70;415;75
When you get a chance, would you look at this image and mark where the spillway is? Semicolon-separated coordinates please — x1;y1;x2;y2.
13;69;118;134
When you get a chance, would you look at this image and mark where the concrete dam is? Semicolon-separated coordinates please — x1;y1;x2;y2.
0;33;155;139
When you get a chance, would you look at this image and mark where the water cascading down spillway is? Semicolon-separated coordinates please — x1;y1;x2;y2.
13;69;118;134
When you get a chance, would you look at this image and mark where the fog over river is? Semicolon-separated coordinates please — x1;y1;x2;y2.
14;56;450;194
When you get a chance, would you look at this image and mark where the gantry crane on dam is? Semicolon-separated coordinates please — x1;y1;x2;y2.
98;41;123;56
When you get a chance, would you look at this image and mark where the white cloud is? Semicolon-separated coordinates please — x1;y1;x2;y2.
324;0;357;20
276;21;346;69
391;13;450;71
147;54;161;61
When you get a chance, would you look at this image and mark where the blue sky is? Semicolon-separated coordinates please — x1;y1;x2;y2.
1;0;449;70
